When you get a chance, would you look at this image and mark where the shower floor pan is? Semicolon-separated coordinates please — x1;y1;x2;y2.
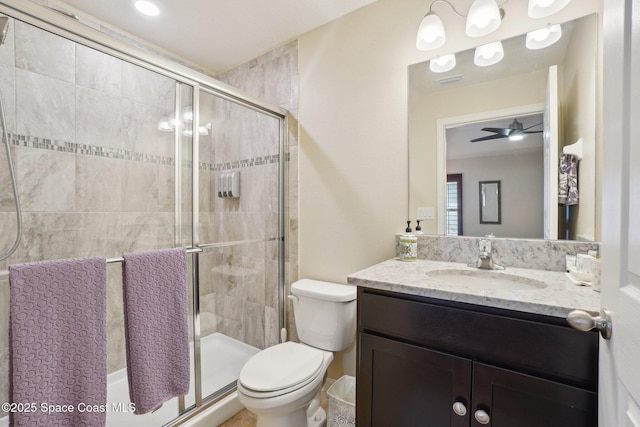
0;332;259;427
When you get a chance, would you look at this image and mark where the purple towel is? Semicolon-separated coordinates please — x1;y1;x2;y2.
122;248;190;415
9;257;107;427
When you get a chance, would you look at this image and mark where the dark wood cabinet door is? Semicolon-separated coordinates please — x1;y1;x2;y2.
471;362;597;427
358;332;472;427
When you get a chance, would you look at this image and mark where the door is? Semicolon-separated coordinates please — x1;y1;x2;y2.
471;362;596;427
600;0;640;425
358;333;471;427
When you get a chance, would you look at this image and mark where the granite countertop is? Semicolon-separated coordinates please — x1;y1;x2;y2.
347;258;601;318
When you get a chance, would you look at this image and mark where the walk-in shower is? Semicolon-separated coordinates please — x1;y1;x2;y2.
0;3;289;426
0;16;22;262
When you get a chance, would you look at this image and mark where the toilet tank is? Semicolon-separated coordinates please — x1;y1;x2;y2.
290;279;357;352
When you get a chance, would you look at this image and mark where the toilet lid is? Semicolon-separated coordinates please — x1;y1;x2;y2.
239;342;324;394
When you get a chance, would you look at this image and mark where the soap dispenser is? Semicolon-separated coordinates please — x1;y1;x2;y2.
399;221;417;262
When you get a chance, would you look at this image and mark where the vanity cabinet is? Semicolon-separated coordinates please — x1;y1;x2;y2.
356;288;598;427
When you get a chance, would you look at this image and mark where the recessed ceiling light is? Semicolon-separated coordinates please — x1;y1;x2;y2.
134;0;160;17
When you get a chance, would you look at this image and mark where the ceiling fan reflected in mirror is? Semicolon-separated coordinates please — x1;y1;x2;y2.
470;119;543;143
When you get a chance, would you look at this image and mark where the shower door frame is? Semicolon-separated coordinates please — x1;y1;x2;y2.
0;0;288;424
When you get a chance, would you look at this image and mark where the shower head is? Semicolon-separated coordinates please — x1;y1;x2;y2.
0;17;8;46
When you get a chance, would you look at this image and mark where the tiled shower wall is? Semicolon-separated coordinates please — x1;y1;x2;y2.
0;13;297;414
215;41;300;343
0;17;185;411
197;92;281;349
196;41;299;349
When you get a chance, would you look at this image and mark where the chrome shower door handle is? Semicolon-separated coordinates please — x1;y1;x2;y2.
566;309;612;339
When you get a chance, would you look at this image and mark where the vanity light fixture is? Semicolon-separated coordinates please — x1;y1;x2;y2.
416;0;505;51
466;0;502;38
527;0;571;19
416;11;446;50
134;0;160;17
157;115;211;136
526;24;562;50
474;41;504;67
157;116;173;132
429;54;457;73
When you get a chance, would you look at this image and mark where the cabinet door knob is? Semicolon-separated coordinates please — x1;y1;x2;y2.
452;401;467;416
474;409;490;424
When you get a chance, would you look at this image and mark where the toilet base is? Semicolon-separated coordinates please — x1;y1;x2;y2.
249;389;326;427
237;344;335;427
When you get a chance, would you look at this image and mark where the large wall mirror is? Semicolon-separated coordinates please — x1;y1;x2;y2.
408;13;599;241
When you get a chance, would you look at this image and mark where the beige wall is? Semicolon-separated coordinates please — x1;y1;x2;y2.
297;0;603;377
560;15;599;240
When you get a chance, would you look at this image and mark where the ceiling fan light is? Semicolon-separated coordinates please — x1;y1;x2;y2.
466;0;502;38
509;134;524;142
526;24;562;49
416;12;446;51
429;54;456;73
527;0;571;19
474;41;504;67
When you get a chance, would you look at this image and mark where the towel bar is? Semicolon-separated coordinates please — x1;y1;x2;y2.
0;246;203;280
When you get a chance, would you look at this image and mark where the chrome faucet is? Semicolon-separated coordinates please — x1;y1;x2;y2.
469;235;505;270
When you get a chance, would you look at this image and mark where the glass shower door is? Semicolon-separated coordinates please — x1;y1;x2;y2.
194;87;284;404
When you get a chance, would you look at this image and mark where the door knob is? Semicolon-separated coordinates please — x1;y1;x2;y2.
452;401;467;416
474;409;490;424
566;309;612;339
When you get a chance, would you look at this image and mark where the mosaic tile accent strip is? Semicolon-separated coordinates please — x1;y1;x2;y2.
8;133;287;170
8;133;174;165
201;154;281;172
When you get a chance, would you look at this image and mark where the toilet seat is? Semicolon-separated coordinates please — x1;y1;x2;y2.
238;342;325;399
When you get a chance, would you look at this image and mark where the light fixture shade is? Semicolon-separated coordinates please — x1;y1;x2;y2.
526;24;562;50
466;0;501;37
474;41;504;67
416;12;446;51
183;106;194;123
527;0;571;19
429;54;457;73
157;117;172;132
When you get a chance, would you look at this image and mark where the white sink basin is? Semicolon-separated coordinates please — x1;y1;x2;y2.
426;269;547;291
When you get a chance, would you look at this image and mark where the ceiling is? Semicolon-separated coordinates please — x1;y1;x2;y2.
51;0;378;74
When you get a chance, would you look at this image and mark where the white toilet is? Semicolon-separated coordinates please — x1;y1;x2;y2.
237;279;357;427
